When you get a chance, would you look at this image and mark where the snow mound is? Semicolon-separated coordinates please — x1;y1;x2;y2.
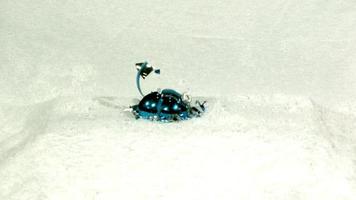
0;95;355;199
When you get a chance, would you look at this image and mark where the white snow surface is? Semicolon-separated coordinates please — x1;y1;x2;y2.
1;0;356;199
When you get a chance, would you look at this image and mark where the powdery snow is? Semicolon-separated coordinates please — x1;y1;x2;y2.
0;95;355;199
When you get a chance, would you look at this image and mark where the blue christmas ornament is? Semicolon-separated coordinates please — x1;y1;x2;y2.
130;62;206;122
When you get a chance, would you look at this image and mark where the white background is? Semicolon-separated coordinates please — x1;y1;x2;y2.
1;0;356;199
